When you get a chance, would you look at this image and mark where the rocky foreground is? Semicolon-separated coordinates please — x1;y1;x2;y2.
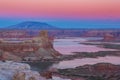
0;61;46;80
0;61;72;80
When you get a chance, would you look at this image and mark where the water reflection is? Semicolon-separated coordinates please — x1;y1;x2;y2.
26;56;120;71
54;37;115;55
25;62;56;72
52;56;120;69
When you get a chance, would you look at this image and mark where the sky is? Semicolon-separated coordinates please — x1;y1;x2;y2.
0;0;120;28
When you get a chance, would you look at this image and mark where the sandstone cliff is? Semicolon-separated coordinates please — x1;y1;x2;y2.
0;30;61;61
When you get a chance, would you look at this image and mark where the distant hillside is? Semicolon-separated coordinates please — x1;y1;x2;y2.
5;21;59;30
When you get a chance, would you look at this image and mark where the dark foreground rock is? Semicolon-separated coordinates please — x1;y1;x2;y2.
57;63;120;80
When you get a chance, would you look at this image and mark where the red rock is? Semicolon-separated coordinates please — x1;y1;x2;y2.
0;30;61;61
40;71;52;79
103;33;115;41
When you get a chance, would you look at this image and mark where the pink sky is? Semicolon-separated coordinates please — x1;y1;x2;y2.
0;0;120;19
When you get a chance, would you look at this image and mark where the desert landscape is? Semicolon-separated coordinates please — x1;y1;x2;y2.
0;25;120;80
0;0;120;80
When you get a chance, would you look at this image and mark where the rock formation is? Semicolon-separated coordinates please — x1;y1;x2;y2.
40;71;52;79
29;77;36;80
29;30;61;60
103;33;115;41
0;30;61;61
0;61;46;80
58;63;120;80
13;72;26;80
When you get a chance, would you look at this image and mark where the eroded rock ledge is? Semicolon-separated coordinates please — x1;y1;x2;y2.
57;63;120;80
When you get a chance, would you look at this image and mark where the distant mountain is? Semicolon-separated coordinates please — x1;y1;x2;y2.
5;21;59;30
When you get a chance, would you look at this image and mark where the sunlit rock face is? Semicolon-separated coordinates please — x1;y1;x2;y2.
27;30;61;60
0;61;46;80
0;30;61;61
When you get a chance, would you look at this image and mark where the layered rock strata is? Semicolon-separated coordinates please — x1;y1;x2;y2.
0;30;61;61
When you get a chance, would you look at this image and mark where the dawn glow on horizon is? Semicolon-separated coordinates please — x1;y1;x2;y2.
0;0;120;19
0;0;120;28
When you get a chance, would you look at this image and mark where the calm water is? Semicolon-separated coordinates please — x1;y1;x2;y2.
54;37;115;55
52;56;120;69
28;56;120;70
25;62;55;72
26;37;120;80
29;37;120;71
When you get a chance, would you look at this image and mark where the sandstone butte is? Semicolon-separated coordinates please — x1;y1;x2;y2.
0;30;61;61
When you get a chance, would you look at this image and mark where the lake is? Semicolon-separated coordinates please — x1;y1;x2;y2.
26;37;120;80
54;37;115;55
28;37;120;71
52;56;120;69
